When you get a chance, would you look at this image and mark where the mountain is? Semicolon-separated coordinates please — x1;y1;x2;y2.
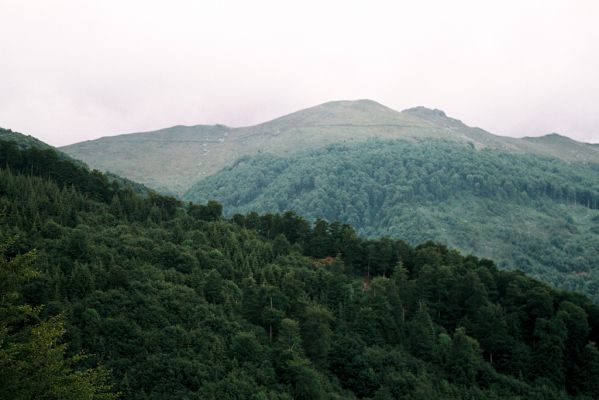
184;139;599;302
58;100;599;300
522;133;599;162
61;124;230;194
60;100;599;195
3;139;599;399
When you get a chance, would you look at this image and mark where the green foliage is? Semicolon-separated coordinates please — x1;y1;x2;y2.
0;240;117;400
300;304;333;368
445;327;483;385
185;139;599;302
2;140;599;399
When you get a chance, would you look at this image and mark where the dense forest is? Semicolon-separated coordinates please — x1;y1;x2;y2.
184;139;599;302
2;139;599;399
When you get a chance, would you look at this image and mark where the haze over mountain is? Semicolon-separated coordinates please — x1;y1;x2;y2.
60;100;599;194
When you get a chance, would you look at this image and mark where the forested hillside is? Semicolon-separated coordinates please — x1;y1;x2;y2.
2;139;599;399
185;139;599;302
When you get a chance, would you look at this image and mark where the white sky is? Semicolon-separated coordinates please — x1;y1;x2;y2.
1;0;598;146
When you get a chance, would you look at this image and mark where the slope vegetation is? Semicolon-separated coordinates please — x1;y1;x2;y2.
184;139;599;301
3;138;599;399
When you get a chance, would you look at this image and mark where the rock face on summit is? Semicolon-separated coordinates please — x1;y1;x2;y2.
60;100;599;194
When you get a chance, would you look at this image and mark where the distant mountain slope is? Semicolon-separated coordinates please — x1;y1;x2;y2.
61;124;230;194
60;100;599;194
184;139;599;302
522;133;599;162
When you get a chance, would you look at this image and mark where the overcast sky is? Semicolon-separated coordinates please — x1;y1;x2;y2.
1;0;598;146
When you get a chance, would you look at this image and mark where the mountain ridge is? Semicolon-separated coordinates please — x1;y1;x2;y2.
59;100;599;194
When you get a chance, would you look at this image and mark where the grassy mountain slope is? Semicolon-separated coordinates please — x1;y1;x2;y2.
522;133;599;162
3;137;599;399
61;124;230;194
184;139;599;301
60;100;599;194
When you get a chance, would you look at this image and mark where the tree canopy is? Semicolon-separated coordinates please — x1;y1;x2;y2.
1;139;599;399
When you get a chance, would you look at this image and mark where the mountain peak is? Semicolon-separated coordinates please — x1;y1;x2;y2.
309;99;397;114
401;106;467;128
523;132;577;144
542;132;573;140
319;98;387;107
257;99;403;128
402;106;448;118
